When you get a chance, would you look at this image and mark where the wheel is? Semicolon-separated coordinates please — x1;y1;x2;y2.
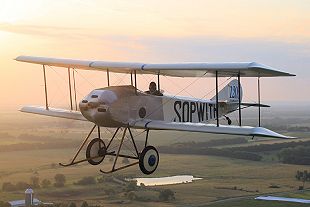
139;146;159;175
86;138;106;165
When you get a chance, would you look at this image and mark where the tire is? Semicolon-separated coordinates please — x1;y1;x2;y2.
139;146;159;175
86;138;106;165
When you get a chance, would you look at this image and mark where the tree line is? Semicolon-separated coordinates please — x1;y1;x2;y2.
159;144;262;161
2;174;66;191
278;146;310;165
159;139;310;164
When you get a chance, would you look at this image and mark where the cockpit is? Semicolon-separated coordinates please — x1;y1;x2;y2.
144;81;163;96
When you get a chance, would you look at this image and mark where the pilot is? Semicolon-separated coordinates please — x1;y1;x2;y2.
146;81;162;96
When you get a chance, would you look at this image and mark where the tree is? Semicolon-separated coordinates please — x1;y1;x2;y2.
126;181;137;192
16;181;29;190
30;176;40;188
54;174;66;187
0;201;10;207
68;202;76;207
41;179;51;188
302;170;308;189
74;176;96;185
159;189;175;201
80;201;88;207
97;176;104;183
296;170;302;180
2;182;16;192
296;170;309;190
127;192;137;200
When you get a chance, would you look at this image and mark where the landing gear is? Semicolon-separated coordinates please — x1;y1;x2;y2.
139;146;159;175
59;124;159;175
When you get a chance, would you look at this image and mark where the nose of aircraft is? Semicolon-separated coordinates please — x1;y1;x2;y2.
79;89;118;125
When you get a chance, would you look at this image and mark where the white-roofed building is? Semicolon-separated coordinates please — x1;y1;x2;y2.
8;198;41;207
8;188;52;207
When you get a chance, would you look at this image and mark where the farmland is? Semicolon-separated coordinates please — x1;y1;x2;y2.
0;106;309;206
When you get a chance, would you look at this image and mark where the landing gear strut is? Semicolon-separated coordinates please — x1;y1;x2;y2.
59;124;159;175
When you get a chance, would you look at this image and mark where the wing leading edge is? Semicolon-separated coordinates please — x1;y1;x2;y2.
15;56;295;77
20;106;87;121
131;120;293;139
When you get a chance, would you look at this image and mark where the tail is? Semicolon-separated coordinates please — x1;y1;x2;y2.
211;79;243;103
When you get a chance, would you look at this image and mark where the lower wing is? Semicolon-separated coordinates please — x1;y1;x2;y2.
21;106;293;139
131;120;294;139
20;106;87;121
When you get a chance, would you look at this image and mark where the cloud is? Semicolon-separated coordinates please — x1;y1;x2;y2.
2;22;309;76
0;23;94;39
104;35;310;76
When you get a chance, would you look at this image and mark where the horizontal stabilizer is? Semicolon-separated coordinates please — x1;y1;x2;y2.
20;106;87;121
131;120;294;139
241;103;270;107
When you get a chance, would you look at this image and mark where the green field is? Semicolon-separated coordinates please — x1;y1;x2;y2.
0;149;309;206
0;111;309;206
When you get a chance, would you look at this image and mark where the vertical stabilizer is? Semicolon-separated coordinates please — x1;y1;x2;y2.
212;79;242;103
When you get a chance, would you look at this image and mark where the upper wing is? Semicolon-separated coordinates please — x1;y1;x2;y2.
15;56;295;77
20;106;87;121
131;120;294;139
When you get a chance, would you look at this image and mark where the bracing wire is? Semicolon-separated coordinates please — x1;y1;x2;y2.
151;76;234;143
143;75;204;120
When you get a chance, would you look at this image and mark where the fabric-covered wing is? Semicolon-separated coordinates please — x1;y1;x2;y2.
20;106;87;121
131;120;293;139
15;56;295;77
141;62;295;77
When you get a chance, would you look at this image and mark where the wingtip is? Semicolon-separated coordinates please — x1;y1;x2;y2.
253;127;297;139
15;55;23;61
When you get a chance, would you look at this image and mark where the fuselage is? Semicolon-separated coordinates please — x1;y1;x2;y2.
79;85;238;127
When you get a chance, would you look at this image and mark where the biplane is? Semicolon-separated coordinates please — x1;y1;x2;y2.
15;56;295;174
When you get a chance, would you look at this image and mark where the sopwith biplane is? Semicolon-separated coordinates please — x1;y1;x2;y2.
16;56;295;174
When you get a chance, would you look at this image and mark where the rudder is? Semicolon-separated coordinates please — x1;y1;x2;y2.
211;79;243;103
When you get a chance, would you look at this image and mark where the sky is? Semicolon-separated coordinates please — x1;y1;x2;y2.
0;0;309;110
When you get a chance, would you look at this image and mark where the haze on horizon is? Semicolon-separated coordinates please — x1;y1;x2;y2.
0;0;309;111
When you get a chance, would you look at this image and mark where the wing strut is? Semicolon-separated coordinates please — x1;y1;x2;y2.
107;69;110;86
238;73;242;126
258;77;261;127
134;70;137;95
72;69;78;111
68;68;73;110
42;65;49;110
216;71;219;127
157;73;160;91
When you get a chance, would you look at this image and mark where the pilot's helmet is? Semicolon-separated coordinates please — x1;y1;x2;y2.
149;81;157;92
